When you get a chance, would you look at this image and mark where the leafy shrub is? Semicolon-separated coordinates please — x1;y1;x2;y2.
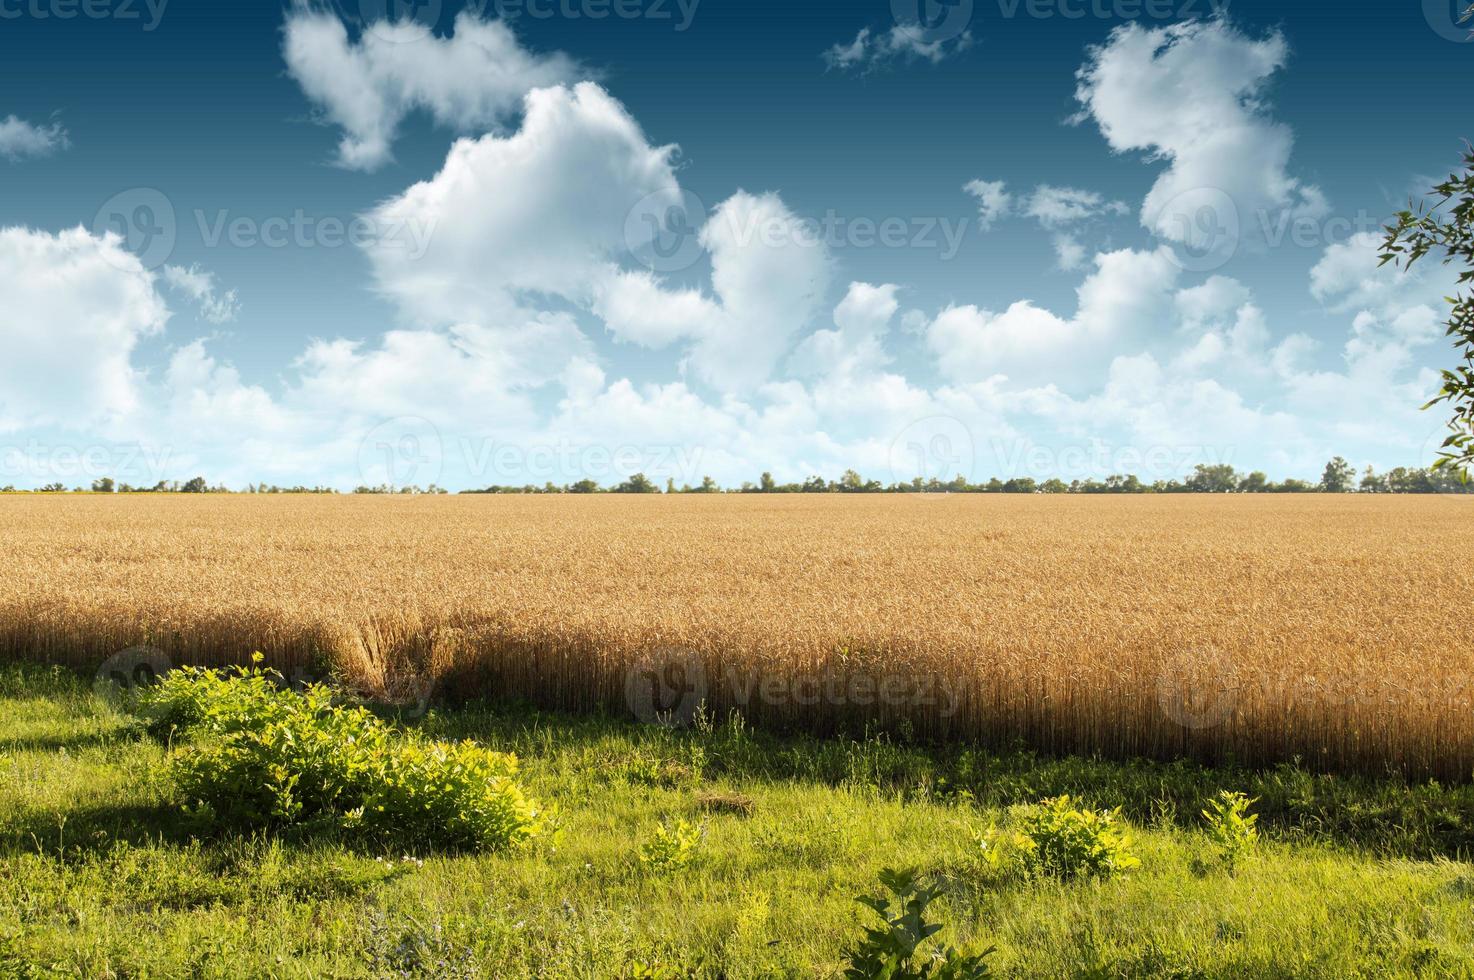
1202;790;1259;871
138;661;544;851
140;655;290;737
843;867;993;979
639;818;703;874
1014;795;1140;881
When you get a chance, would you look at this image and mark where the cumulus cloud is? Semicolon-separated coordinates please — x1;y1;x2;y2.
925;247;1180;390
789;282;898;379
282;9;580;170
1075;21;1327;257
0;114;68;161
162;265;240;324
600;191;832;391
823;24;973;71
365;82;678;327
0;227;169;431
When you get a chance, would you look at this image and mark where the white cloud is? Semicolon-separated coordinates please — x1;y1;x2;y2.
162;265;240;324
967;182;1125;258
594;270;719;349
963;179;1012;231
364;81;676;385
1310;232;1454;354
1075;21;1326;256
823;24;974;71
685;191;830;390
282;10;580;170
789;282;898;379
1024;185;1129;228
0;115;68;161
598;191;835;392
0;226;169;432
365;78;829;396
1174;275;1253;332
1052;234;1086;271
925;247;1180;390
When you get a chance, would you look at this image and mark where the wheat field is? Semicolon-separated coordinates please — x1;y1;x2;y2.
2;493;1470;777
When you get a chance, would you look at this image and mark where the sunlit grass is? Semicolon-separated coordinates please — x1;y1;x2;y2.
3;666;1474;977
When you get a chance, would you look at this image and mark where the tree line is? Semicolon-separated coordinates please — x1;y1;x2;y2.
466;458;1471;495
5;457;1468;496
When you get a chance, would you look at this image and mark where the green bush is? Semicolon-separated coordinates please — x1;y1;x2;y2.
138;660;544;851
639;818;703;875
1014;795;1140;881
1202;790;1259;871
843;867;993;979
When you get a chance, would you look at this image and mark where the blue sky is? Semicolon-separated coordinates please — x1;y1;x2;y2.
1;0;1471;489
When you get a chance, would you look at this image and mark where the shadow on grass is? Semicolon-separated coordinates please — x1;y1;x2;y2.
8;665;1474;862
0;729;135;754
0;799;198;859
416;699;1474;862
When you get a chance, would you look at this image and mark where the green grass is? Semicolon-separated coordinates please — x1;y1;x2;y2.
3;664;1474;977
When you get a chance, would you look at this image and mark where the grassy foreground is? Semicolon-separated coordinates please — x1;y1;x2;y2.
3;666;1474;978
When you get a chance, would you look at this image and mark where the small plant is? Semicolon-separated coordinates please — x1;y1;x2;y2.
1014;795;1140;881
843;867;993;979
639;818;703;875
1202;790;1259;871
975;822;1019;877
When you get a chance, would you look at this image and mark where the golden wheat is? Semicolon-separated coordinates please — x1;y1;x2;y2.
1;494;1470;777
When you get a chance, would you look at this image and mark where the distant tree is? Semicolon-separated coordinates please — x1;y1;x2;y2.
91;477;115;494
838;469;864;492
1001;477;1037;494
1237;471;1269;493
1102;474;1143;493
1186;464;1239;493
1359;466;1387;493
614;473;659;494
759;471;776;492
180;477;208;494
1381;149;1474;477
1040;478;1069;494
569;479;600;494
801;475;827;493
1319;457;1356;493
